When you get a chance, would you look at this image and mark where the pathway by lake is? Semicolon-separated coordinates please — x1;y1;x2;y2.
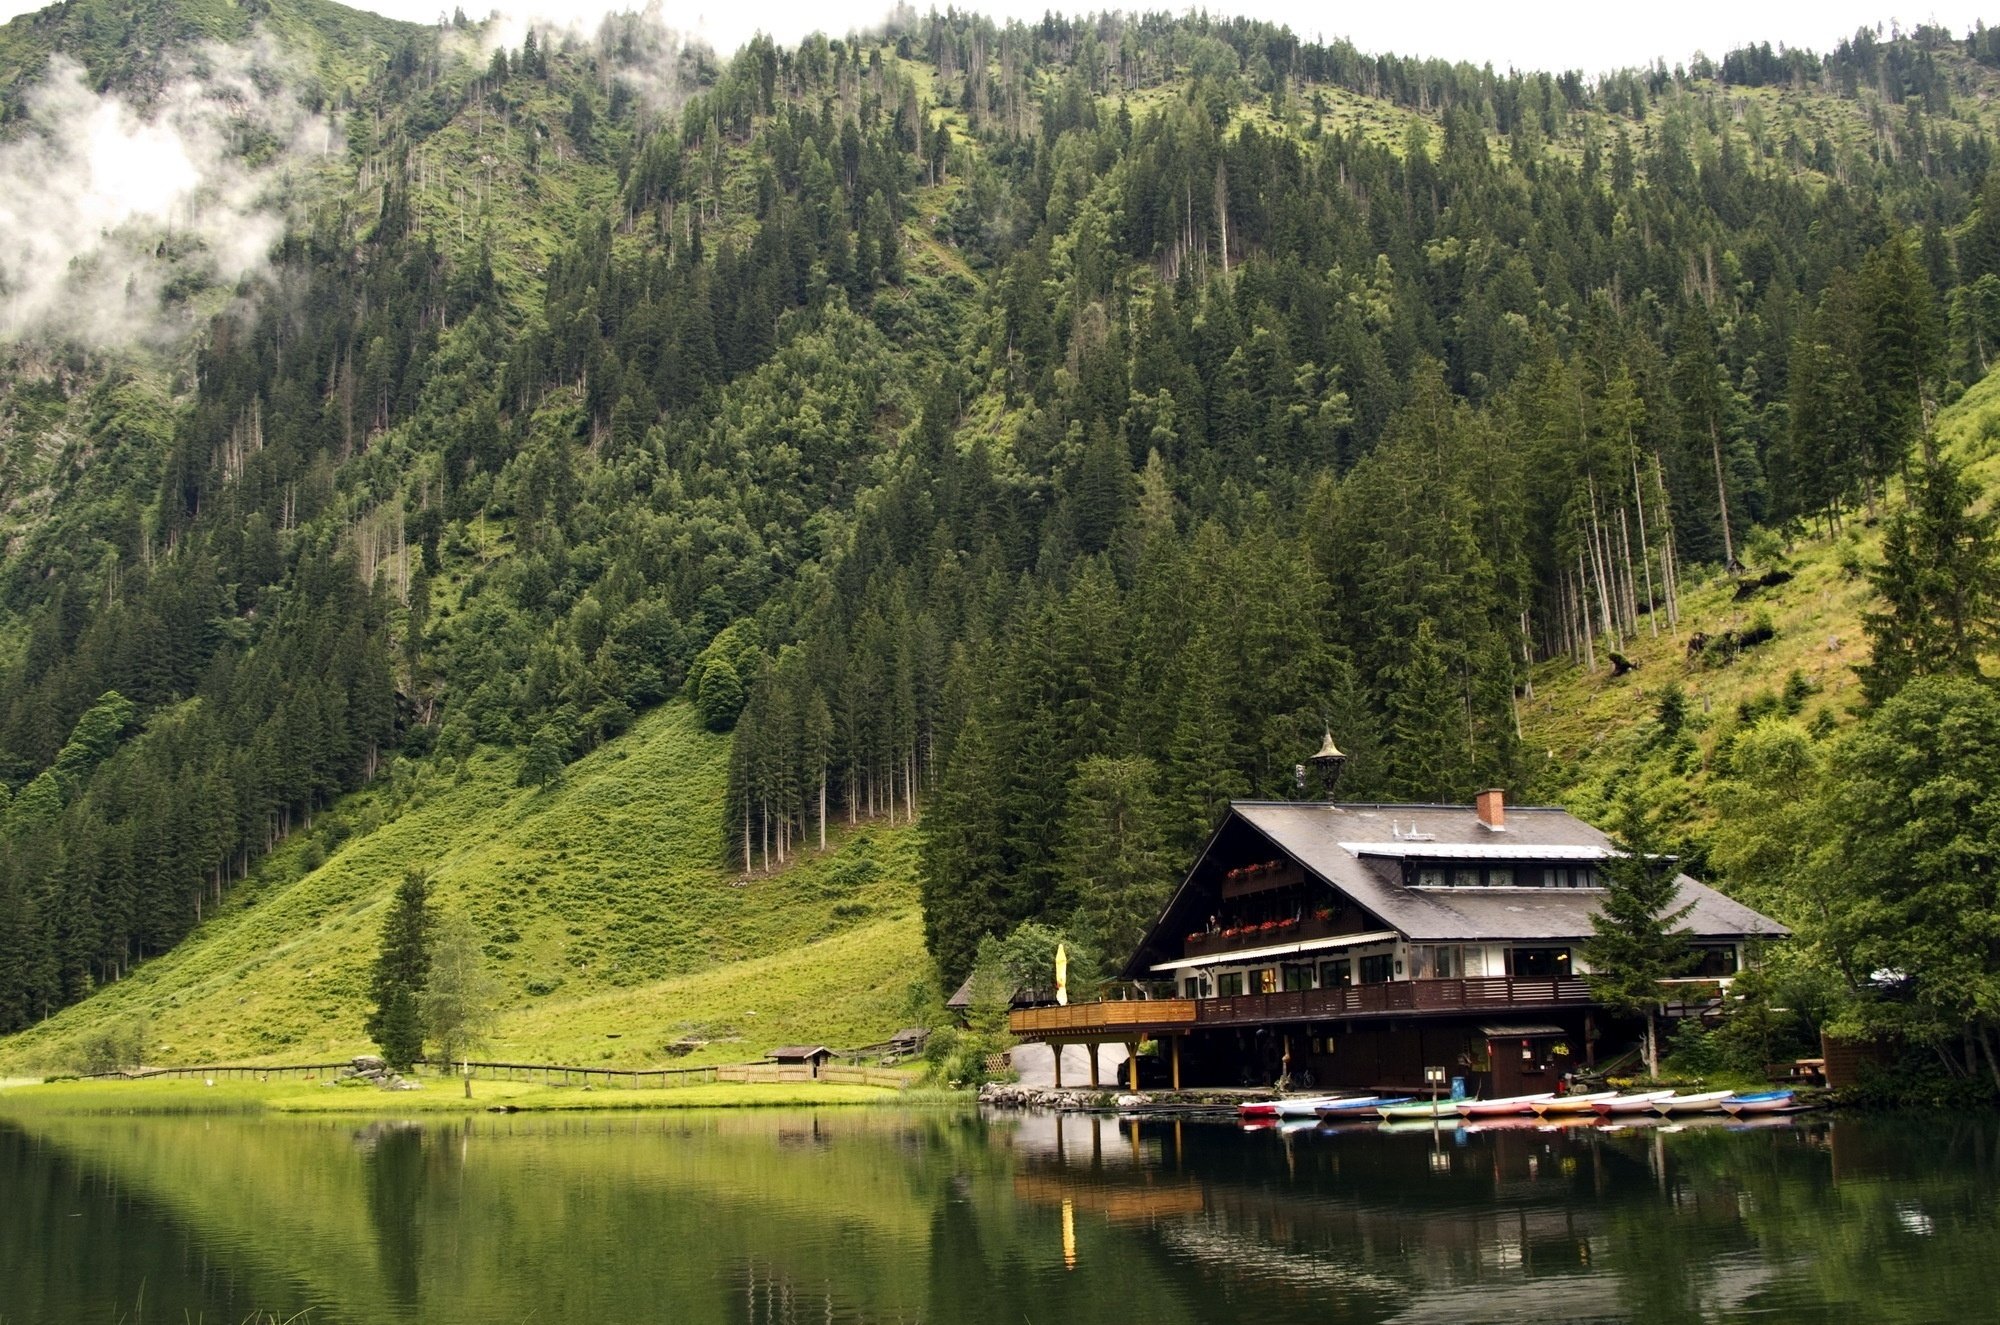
2;1106;1993;1322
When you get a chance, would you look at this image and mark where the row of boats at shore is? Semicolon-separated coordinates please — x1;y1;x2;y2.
1239;1087;1809;1124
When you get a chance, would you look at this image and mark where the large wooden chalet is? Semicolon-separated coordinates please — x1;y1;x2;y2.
1010;787;1788;1095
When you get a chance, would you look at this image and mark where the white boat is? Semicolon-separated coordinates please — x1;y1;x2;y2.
1649;1090;1736;1115
1241;1096;1350;1120
1590;1091;1677;1116
1529;1091;1620;1116
1455;1092;1556;1117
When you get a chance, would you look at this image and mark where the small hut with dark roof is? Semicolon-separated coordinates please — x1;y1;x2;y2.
765;1046;834;1078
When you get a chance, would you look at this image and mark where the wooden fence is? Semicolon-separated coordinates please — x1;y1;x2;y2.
79;1063;350;1082
74;1059;917;1090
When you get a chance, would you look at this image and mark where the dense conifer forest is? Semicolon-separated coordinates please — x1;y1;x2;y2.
4;1;2000;1064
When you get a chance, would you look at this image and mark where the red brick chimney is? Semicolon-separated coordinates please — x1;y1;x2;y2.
1475;788;1506;831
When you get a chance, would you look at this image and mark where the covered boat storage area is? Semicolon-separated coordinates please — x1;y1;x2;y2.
1010;983;1601;1096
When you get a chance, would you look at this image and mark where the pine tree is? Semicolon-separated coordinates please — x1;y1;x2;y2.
1581;803;1694;1078
1860;456;2000;705
1384;621;1463;802
1059;755;1171;960
366;869;434;1070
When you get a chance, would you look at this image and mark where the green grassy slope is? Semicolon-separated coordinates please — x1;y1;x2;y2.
1526;365;2000;831
0;701;924;1073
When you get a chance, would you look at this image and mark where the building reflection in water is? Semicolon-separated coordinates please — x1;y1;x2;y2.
992;1110;1837;1322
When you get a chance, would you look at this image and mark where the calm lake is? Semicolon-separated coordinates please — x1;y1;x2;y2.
2;1106;1995;1323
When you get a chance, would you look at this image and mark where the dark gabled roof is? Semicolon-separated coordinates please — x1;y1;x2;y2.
890;1027;929;1044
767;1045;833;1061
1235;802;1785;943
1125;800;1789;977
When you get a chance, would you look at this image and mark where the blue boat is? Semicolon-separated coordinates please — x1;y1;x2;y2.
1315;1096;1415;1118
1719;1089;1797;1116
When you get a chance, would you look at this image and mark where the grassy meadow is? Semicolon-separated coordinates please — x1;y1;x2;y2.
0;701;927;1076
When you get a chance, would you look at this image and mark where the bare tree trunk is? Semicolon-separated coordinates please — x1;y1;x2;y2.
1577;551;1597;672
1709;417;1736;569
1632;452;1658;635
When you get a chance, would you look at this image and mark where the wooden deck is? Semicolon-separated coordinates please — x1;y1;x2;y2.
1009;977;1594;1041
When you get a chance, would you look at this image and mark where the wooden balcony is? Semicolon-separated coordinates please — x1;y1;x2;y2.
1010;999;1199;1037
1008;977;1593;1041
1181;913;1350;959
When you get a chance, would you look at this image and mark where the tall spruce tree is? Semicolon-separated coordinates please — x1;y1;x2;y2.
366;869;434;1070
1059;755;1172;961
1581;804;1694;1078
1859;456;2000;705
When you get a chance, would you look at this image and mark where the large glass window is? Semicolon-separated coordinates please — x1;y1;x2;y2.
1320;958;1352;988
1487;866;1515;888
1415;866;1447;888
1452;867;1483;888
1282;963;1315;991
1410;945;1463;979
1358;953;1395;984
1690;946;1740;978
1510;947;1573;978
1216;972;1244;997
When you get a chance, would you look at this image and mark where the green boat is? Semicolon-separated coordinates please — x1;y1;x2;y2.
1377;1099;1464;1121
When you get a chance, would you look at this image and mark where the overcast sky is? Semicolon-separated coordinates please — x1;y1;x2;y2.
0;0;1989;76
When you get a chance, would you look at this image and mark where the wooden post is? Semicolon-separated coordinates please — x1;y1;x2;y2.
1170;1035;1182;1091
1088;1043;1100;1088
1127;1042;1140;1092
1052;1044;1063;1090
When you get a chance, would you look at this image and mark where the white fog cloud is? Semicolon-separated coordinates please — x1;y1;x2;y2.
0;45;334;348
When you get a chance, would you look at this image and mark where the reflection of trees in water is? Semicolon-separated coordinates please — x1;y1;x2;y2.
360;1122;429;1310
0;1121;306;1322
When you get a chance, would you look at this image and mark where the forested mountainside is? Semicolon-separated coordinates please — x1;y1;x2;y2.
3;0;1999;1040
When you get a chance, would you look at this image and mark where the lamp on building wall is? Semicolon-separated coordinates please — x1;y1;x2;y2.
1309;731;1348;800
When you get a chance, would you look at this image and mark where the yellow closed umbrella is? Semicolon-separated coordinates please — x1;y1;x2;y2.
1055;943;1069;1006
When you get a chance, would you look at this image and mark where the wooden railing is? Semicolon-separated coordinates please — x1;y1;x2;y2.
1010;999;1199;1036
1197;976;1592;1025
1009;978;1593;1038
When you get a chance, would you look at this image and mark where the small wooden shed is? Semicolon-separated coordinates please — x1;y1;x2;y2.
766;1046;834;1078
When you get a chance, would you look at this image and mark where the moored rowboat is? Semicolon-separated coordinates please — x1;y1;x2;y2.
1313;1096;1392;1118
1377;1099;1463;1121
1240;1096;1348;1120
1529;1091;1620;1116
1456;1092;1556;1117
1318;1096;1415;1118
1650;1090;1735;1115
1718;1089;1796;1116
1590;1090;1677;1115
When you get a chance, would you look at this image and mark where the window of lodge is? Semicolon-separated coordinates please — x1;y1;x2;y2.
1320;958;1352;987
1358;953;1394;984
1216;972;1244;997
1409;945;1463;979
1408;862;1605;888
1282;964;1315;992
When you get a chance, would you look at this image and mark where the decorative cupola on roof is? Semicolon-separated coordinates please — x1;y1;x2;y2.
1307;731;1347;800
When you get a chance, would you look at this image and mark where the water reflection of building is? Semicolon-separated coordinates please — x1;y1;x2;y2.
998;1114;1826;1321
1012;772;1789;1091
